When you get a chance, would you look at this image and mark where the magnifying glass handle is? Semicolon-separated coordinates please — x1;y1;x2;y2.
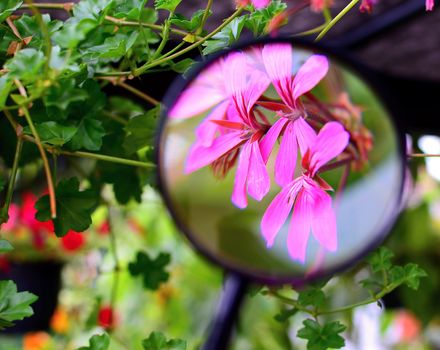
201;273;248;350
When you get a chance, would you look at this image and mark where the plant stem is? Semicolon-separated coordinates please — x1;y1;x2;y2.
196;0;213;35
21;105;57;218
0;136;23;226
20;2;74;12
133;7;244;76
57;150;155;169
151;11;174;61
24;0;53;75
408;153;440;158
315;0;360;41
104;16;197;40
119;81;159;106
102;110;128;125
107;206;120;333
269;291;315;316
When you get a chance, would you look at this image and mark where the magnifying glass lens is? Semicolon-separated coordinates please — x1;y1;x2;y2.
158;41;404;282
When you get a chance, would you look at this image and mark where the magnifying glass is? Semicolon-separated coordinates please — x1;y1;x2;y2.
156;38;406;350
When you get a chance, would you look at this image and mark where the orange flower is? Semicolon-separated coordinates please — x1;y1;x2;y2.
23;332;51;350
50;307;69;334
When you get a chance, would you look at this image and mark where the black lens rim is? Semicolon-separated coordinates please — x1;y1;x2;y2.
155;36;407;285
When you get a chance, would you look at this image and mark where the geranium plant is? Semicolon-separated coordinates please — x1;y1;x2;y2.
0;0;433;349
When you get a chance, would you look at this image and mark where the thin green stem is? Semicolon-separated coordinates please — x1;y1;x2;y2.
118;81;159;106
0;137;23;226
151;11;174;61
57;150;155;169
108;206;120;333
24;0;53;75
196;0;213;35
134;7;244;76
408;153;440;158
102;110;128;125
315;0;360;41
293;23;327;37
21;105;57;218
270;291;315;316
104;16;198;40
20;2;74;12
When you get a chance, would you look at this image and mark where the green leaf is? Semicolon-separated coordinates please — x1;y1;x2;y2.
100;162;142;204
44;79;89;117
170;10;209;32
84;32;138;61
69;118;105;151
171;58;195;74
23;122;77;146
4;48;45;83
0;280;38;330
128;251;170;290
403;263;427;290
35;177;98;237
112;0;149;21
245;0;287;35
73;0;115;21
0;75;12;110
202;17;247;55
78;333;110;350
123;107;159;154
154;0;181;12
274;308;297;323
389;265;405;285
367;247;394;273
298;287;326;308
53;18;98;49
0;1;23;24
297;319;346;350
0;239;13;253
142;332;186;350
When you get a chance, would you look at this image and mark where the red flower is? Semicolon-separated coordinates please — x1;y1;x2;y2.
98;306;115;329
61;231;85;252
97;220;110;235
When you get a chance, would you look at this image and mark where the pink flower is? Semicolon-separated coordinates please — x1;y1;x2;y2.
426;0;434;10
261;122;349;263
359;0;377;12
259;43;329;186
236;0;270;9
185;52;270;208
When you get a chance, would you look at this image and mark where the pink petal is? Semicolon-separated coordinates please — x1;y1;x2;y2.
247;141;270;201
252;0;270;8
244;69;271;115
308;179;337;252
260;117;289;163
260;179;301;247
426;0;434;10
169;60;226;119
195;100;230;147
275;121;298;186
231;141;252;208
309;121;349;176
293;117;317;155
292;55;329;101
262;43;295;107
287;187;312;263
185;132;244;173
2;203;19;231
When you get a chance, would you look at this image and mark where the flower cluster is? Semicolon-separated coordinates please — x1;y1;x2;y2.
170;43;355;263
2;193;86;261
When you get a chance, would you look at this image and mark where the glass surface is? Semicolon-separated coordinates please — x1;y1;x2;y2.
158;41;404;281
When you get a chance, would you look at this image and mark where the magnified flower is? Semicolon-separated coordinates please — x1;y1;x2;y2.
186;52;270;208
259;43;329;186
261;122;349;263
